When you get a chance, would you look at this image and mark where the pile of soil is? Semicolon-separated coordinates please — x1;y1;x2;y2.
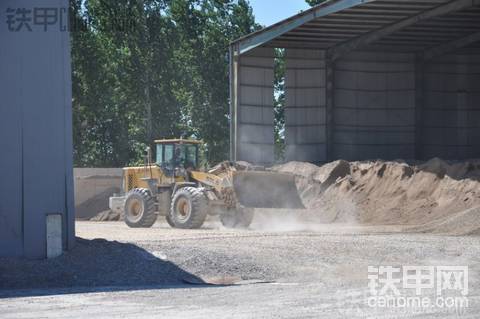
77;187;120;220
273;158;480;231
90;210;123;222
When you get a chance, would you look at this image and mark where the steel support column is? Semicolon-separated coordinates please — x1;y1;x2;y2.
229;44;240;162
325;53;335;162
415;53;425;160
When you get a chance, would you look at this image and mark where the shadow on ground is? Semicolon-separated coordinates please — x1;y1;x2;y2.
0;238;208;298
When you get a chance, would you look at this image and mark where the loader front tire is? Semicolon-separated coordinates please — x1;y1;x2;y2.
169;187;208;229
124;188;157;228
220;207;254;229
165;214;175;228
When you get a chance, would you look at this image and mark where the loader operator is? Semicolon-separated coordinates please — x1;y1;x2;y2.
172;145;195;171
174;146;182;167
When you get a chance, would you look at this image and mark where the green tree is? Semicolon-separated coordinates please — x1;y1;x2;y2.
274;48;286;162
70;0;259;167
168;0;260;164
71;0;139;167
305;0;328;6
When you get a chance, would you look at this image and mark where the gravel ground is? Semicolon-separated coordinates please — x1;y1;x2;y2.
1;219;479;318
0;238;205;290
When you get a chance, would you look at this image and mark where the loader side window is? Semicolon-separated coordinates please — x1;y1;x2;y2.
156;144;175;166
156;144;173;166
156;144;163;165
164;145;174;166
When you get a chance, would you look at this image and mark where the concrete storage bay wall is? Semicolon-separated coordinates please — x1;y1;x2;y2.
0;0;74;258
333;51;416;161
233;48;480;164
236;47;275;164
422;52;480;160
285;49;327;163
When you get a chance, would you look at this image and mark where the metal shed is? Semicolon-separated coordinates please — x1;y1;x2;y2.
0;0;75;258
229;0;480;164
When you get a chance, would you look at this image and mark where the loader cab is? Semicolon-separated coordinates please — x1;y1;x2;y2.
155;139;201;172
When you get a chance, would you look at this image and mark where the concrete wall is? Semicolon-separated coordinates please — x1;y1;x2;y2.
233;48;480;164
422;52;480;159
333;51;416;161
0;0;74;258
74;168;123;220
236;47;275;164
285;49;327;162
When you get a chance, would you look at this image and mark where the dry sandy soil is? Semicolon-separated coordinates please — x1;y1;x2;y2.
1;219;479;318
273;158;480;231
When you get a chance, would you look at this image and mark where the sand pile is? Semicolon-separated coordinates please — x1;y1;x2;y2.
90;209;123;222
272;158;480;230
77;187;120;220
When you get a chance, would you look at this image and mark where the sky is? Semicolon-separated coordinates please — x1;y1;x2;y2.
249;0;311;26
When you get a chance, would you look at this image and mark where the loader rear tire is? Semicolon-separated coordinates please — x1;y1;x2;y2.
124;188;157;228
220;207;254;229
169;187;208;229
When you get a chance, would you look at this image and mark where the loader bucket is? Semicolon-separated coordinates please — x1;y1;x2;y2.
232;171;305;209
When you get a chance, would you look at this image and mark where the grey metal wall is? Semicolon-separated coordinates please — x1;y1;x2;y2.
422;52;480;160
236;47;275;164
0;0;74;258
285;49;327;163
333;51;416;161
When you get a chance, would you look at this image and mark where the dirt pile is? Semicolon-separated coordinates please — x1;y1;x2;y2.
76;187;120;220
90;209;123;222
272;158;480;230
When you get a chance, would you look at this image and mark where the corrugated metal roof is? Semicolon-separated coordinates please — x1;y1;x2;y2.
232;0;480;56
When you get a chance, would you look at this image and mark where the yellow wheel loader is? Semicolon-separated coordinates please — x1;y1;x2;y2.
109;139;304;229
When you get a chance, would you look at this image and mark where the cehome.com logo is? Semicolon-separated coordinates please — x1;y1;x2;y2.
367;266;469;311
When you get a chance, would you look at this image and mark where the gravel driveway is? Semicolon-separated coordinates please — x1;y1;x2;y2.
1;219;479;318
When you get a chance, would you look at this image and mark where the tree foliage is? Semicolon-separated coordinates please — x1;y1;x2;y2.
305;0;328;6
70;0;259;167
273;48;285;162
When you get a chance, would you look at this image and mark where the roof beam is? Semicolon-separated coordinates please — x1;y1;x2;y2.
234;0;375;55
423;31;480;60
328;0;480;61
